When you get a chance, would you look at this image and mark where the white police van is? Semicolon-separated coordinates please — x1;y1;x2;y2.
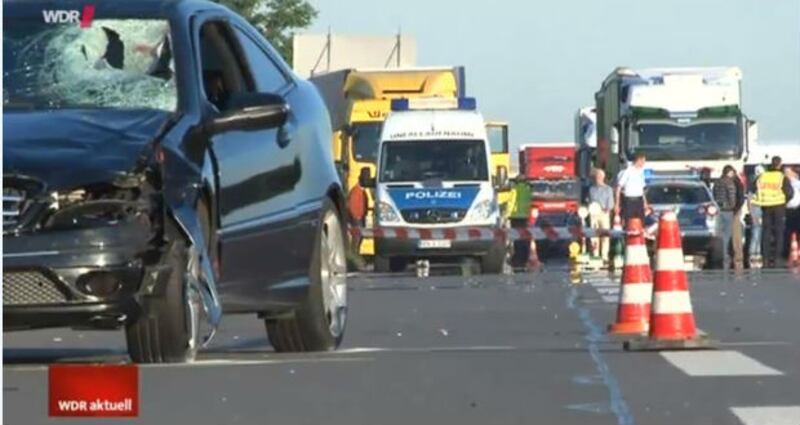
362;97;506;273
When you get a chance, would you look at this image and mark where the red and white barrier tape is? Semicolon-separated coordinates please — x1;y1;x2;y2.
349;226;640;242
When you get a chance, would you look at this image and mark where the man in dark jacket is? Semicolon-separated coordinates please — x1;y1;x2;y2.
754;156;795;268
713;165;739;268
731;167;746;270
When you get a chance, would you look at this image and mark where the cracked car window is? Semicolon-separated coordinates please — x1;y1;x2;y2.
4;19;177;111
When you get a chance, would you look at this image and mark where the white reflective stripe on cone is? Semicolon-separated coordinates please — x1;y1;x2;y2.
656;248;684;271
621;283;653;304
652;291;693;314
625;245;650;266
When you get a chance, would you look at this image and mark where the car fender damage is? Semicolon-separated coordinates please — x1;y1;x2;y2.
167;202;222;346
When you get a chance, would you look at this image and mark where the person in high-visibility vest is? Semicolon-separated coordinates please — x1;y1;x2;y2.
508;175;532;267
753;156;795;268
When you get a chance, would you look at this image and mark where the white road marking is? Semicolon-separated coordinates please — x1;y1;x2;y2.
730;406;800;425
338;345;517;354
661;351;783;376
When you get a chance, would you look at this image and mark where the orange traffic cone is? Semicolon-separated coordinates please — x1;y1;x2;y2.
608;218;652;335
789;233;799;268
528;239;540;270
625;211;716;350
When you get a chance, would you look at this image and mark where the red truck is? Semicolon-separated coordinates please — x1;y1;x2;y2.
518;144;582;256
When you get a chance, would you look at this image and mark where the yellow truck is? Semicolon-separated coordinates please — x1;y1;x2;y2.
310;67;466;259
486;121;512;218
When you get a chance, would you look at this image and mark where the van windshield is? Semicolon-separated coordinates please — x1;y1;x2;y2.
380;140;489;182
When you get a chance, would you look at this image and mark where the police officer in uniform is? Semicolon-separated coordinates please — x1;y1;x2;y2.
754;156;795;268
614;152;649;225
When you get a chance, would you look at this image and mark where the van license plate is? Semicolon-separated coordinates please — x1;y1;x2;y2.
418;240;451;249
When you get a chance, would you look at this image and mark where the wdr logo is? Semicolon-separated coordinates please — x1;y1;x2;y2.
42;5;95;28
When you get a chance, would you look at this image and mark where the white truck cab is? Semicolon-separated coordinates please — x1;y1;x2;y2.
365;97;505;273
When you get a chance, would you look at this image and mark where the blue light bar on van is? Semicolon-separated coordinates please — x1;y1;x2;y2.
390;97;477;112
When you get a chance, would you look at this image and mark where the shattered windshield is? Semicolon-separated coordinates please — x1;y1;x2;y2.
3;19;176;111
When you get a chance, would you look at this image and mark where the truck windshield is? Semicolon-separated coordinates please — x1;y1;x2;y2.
380;140;489;182
529;180;580;199
4;19;176;111
351;122;383;162
626;119;741;161
486;125;508;154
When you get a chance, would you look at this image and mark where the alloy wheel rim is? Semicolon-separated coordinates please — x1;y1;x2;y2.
320;211;348;338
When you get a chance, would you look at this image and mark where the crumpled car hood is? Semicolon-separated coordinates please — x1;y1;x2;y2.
3;108;172;191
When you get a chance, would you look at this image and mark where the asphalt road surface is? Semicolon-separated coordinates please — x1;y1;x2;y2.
5;263;800;425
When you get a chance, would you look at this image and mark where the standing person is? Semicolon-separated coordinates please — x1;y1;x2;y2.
754;156;795;268
614;152;649;225
508;175;532;267
731;167;746;270
748;166;765;268
784;166;800;254
713;165;739;269
588;168;614;263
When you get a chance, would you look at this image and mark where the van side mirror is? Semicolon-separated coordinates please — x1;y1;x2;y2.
358;167;375;188
494;166;509;189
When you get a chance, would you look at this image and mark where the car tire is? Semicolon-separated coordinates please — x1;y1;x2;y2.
266;200;348;352
706;238;724;270
125;238;201;363
480;240;506;274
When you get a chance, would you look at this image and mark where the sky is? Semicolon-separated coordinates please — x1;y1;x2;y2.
306;0;800;150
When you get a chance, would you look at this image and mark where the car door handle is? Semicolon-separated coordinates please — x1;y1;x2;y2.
277;123;294;149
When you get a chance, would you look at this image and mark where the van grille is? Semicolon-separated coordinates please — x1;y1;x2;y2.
402;208;466;224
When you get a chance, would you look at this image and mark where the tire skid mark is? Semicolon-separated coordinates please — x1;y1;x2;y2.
567;285;634;425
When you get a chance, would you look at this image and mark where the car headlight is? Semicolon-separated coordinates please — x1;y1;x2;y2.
377;201;401;224
45;186;150;230
467;199;496;221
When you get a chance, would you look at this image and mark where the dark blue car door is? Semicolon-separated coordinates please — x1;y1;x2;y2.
192;17;301;311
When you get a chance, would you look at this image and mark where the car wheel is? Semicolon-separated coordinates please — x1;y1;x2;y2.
125;238;202;363
266;200;348;351
480;240;506;274
706;238;724;270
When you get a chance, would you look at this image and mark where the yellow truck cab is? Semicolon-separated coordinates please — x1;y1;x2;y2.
311;67;465;259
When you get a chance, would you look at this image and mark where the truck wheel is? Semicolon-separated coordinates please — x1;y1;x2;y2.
267;200;348;351
126;238;202;363
480;240;506;274
706;238;724;270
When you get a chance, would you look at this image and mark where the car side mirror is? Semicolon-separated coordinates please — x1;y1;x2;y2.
204;93;288;135
494;165;509;189
358;167;375;188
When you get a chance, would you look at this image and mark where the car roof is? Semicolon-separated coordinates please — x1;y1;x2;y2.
647;179;708;188
5;0;226;18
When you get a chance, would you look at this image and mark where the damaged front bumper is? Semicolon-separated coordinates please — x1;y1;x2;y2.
3;219;173;331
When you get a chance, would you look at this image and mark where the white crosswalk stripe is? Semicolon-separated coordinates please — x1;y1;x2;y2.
730;406;800;425
661;351;784;377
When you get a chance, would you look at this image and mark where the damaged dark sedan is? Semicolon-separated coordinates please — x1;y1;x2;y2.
3;0;348;363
